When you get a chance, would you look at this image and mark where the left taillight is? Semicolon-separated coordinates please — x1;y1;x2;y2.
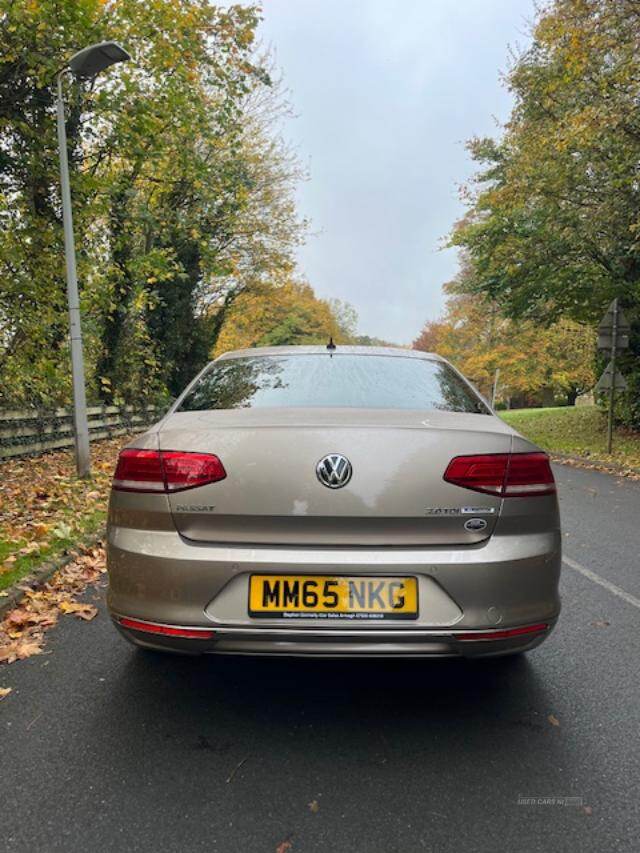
113;449;226;493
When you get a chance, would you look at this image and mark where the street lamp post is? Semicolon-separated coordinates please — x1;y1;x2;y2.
55;41;131;477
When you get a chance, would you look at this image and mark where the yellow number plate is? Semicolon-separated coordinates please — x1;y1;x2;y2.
248;575;418;620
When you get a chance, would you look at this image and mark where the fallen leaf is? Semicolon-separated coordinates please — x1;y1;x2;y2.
0;638;44;663
276;839;293;853
5;608;33;629
308;800;319;813
583;806;592;816
225;756;249;783
548;714;560;727
58;601;98;621
18;541;42;556
52;523;73;540
0;687;11;700
16;641;43;659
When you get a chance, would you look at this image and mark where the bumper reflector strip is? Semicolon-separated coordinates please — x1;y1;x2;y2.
119;617;215;639
457;623;549;641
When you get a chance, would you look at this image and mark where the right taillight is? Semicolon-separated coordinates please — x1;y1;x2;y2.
502;452;556;496
113;448;226;493
443;452;555;498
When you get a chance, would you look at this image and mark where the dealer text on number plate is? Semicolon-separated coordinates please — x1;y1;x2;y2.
249;575;418;620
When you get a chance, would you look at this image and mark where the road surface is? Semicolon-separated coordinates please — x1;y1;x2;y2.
1;463;639;852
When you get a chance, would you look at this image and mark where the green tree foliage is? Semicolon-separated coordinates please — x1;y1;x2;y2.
0;0;305;408
451;0;640;424
352;335;397;348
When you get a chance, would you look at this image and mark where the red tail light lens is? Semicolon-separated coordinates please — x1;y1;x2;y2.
113;449;226;493
113;448;165;492
161;451;226;492
443;453;508;496
443;452;555;498
503;452;555;496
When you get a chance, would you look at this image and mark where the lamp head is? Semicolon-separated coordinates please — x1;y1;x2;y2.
68;41;131;79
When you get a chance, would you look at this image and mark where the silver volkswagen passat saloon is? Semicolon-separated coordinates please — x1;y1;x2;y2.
107;346;561;657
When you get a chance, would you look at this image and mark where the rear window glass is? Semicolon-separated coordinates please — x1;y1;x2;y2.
177;354;489;414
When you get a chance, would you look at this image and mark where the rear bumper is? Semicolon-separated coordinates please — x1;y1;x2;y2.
112;617;556;658
107;525;561;657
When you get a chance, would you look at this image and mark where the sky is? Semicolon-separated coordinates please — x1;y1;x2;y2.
256;0;535;344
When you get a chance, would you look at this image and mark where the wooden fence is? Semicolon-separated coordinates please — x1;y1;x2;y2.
0;404;168;460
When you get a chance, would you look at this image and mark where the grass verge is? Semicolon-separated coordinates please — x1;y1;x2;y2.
500;405;640;469
0;509;104;593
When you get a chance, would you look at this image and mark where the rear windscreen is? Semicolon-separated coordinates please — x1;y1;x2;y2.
177;354;489;414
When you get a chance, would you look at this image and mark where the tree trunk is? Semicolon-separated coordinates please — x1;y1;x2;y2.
97;182;135;402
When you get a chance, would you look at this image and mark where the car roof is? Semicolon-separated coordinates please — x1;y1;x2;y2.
215;345;444;362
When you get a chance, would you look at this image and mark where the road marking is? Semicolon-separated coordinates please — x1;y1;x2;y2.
563;556;640;610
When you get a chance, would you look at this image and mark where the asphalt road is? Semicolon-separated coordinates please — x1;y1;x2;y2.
1;462;639;853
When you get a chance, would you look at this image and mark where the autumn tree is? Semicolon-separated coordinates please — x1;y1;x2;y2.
413;268;595;406
0;1;307;407
213;278;349;356
0;0;101;405
451;0;640;424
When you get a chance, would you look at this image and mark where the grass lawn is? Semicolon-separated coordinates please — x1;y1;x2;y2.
0;436;129;592
500;405;640;469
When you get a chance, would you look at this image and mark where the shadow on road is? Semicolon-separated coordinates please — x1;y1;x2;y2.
123;647;540;715
6;633;592;853
92;648;562;776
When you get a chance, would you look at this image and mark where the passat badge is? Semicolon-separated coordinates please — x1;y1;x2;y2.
175;504;215;513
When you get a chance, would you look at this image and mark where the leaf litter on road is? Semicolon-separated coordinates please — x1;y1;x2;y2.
0;544;106;665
